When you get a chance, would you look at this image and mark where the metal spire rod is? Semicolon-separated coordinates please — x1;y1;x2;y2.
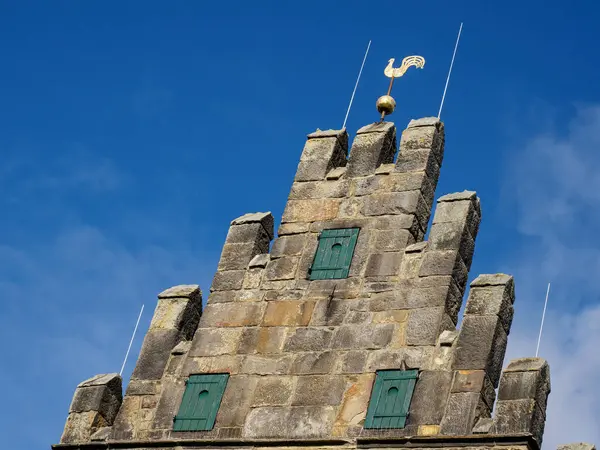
342;40;371;130
438;22;463;119
535;283;551;357
120;304;145;376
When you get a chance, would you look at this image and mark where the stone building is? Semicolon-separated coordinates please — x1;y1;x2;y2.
53;109;595;450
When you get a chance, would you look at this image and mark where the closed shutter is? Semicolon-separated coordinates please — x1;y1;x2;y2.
364;369;418;429
173;374;229;431
309;228;360;280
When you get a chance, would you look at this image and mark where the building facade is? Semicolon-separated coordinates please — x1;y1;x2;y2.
53;116;594;450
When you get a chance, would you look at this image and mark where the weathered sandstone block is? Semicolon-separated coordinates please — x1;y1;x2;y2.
61;374;122;444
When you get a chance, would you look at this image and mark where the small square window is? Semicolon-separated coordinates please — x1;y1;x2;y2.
173;374;229;431
364;369;418;429
309;228;360;280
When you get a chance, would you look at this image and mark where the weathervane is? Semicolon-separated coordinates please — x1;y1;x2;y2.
376;56;425;121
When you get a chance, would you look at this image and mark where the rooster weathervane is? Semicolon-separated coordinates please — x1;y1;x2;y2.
377;55;425;121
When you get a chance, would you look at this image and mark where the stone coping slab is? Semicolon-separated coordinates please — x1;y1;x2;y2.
51;433;539;450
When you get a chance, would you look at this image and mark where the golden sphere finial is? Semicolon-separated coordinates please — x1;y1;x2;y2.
376;95;396;116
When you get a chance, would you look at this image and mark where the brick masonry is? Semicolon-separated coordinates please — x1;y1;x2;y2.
54;118;592;450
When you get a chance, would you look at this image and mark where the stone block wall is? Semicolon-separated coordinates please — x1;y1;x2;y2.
55;117;577;450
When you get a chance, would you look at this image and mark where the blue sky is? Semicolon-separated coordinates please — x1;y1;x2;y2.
1;1;599;448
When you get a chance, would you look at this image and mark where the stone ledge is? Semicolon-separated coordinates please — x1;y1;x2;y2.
438;191;477;203
77;373;120;388
307;128;346;139
405;241;427;253
249;254;270;269
51;437;352;449
375;163;395;175
50;433;539;450
171;340;191;355
473;417;494;434
407;117;442;128
158;285;201;299
89;427;111;442
471;273;513;287
357;121;395;134
504;357;548;372
326;166;347;180
356;432;539;449
438;329;458;346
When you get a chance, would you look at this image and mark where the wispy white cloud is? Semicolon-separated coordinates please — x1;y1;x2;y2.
0;146;215;449
0;143;125;195
0;222;209;448
502;105;600;448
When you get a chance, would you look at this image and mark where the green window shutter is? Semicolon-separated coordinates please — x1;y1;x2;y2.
173;374;229;431
364;369;418;429
309;228;360;280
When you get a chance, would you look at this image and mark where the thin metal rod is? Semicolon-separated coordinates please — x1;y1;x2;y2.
342;40;371;129
438;22;463;119
535;283;551;357
386;76;395;96
120;304;145;376
380;76;396;122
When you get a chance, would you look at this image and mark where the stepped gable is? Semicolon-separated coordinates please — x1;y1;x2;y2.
53;117;592;450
